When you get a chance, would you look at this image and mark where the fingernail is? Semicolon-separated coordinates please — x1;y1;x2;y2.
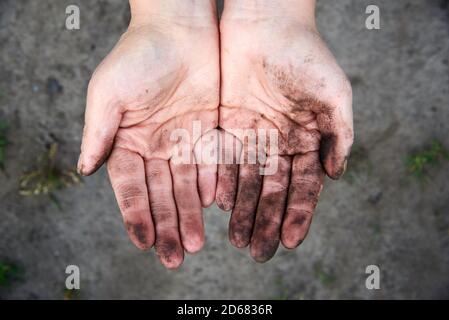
77;156;84;175
332;157;348;180
342;158;348;174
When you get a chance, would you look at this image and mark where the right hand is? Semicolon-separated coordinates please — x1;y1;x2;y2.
78;1;220;269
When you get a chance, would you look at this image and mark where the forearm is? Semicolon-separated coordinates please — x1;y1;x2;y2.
222;0;316;27
129;0;217;28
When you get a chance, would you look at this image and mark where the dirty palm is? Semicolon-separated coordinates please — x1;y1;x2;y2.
77;0;220;269
78;0;353;268
217;2;353;263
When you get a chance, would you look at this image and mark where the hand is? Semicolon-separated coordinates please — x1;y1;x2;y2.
217;0;354;262
77;0;219;269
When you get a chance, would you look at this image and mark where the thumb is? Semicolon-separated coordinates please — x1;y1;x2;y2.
77;82;123;176
316;85;354;180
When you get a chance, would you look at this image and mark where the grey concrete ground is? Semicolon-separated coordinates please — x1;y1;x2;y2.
0;0;448;299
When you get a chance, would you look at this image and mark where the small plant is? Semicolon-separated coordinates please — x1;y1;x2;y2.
19;143;81;206
313;262;336;287
64;288;80;300
0;262;19;287
406;140;449;179
0;120;7;170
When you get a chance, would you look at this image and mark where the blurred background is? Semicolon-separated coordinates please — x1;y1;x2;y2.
0;0;448;299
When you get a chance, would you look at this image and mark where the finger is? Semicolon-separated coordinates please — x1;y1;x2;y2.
78;81;123;176
281;152;324;249
315;84;353;179
197;163;217;208
229;163;262;248
194;129;219;208
215;131;242;211
250;156;291;263
216;164;238;211
170;161;204;253
228;141;263;248
107;148;154;250
145;159;184;269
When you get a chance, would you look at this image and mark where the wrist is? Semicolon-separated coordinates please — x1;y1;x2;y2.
222;0;316;27
129;0;217;28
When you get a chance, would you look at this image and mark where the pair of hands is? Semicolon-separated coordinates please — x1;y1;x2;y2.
77;0;353;269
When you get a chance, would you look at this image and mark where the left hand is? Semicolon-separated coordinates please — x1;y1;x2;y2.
217;0;354;262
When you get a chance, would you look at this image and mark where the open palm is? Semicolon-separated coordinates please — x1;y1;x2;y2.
78;23;219;268
217;17;353;262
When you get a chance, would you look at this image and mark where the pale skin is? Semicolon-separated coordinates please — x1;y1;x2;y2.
78;0;353;268
216;0;353;262
78;0;220;269
217;0;353;262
